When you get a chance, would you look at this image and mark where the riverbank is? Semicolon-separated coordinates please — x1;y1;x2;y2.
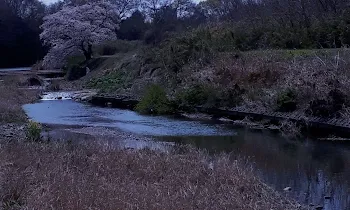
0;74;305;209
0;76;39;123
57;43;350;138
0;137;304;210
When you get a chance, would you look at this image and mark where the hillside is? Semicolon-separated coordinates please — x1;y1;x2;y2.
62;33;350;126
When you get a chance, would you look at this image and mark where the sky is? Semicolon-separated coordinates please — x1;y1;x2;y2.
39;0;59;4
39;0;203;5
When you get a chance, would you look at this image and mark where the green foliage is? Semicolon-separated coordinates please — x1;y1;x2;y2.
219;85;245;107
175;84;244;110
62;55;85;73
149;14;350;74
87;71;126;92
175;85;219;109
135;85;174;115
118;10;148;41
276;89;297;112
66;65;86;81
143;6;178;45
26;121;42;142
156;27;215;72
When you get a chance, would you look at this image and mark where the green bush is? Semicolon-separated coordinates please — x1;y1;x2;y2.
26;121;42;142
87;71;125;92
62;55;85;73
135;85;173;115
155;27;216;73
175;85;219;109
219;85;245;107
276;89;297;112
175;84;244;110
66;65;86;81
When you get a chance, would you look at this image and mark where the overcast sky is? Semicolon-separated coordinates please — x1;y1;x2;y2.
39;0;203;5
39;0;58;4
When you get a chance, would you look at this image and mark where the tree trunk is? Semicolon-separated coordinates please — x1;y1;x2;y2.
82;41;93;61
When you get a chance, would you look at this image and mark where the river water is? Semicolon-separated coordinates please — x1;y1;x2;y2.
23;99;350;210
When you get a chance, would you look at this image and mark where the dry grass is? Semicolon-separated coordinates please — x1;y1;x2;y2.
0;76;39;123
179;49;350;115
0;140;303;210
0;72;304;210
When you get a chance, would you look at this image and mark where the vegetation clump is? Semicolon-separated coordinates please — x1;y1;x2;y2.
135;85;173;115
175;85;215;108
0;76;39;123
66;65;86;81
87;71;126;92
306;89;347;117
276;89;297;112
175;84;245;111
26;121;42;142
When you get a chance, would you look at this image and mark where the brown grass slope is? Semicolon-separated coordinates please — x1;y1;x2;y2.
0;140;304;210
0;76;39;123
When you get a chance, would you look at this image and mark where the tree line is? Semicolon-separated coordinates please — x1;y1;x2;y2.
1;0;350;68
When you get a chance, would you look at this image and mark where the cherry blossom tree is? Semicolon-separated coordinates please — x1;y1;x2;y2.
40;1;119;68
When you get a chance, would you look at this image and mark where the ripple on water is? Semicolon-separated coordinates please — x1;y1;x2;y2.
23;100;236;136
23;99;350;210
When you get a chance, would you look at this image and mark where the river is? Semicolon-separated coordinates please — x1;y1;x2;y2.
23;99;350;210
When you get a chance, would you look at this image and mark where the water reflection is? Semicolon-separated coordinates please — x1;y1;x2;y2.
23;100;236;136
158;131;350;210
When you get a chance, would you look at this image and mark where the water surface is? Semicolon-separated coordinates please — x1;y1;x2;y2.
23;100;235;136
23;99;350;210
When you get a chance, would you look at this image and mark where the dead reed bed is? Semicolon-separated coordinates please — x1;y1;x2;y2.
0;140;304;210
181;49;350;114
0;76;39;123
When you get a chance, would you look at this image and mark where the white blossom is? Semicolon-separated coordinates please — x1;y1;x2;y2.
40;1;119;68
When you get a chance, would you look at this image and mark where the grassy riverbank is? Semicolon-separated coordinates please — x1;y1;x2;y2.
0;140;304;210
0;76;39;123
63;33;350;123
0;75;304;209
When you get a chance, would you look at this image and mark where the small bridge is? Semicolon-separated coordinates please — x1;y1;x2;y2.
0;69;65;78
0;69;65;87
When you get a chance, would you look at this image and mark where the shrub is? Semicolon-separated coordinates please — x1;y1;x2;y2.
157;28;214;72
143;29;157;45
26;121;42;142
62;55;85;73
135;85;173;115
175;85;219;109
306;89;347;117
66;65;86;81
117;11;148;41
219;84;245;107
87;71;125;92
276;89;297;112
